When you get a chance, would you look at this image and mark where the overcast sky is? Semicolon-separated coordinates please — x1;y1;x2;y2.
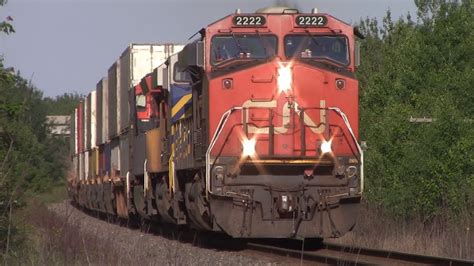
0;0;416;97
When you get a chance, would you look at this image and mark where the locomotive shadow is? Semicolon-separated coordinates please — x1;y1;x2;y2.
70;200;248;251
70;200;325;252
249;237;325;251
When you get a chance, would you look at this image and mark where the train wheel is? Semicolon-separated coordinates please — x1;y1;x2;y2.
133;185;148;218
104;181;116;215
184;177;212;230
139;217;151;233
115;186;128;219
154;178;175;224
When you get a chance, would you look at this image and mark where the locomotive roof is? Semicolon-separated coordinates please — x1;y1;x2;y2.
255;6;299;14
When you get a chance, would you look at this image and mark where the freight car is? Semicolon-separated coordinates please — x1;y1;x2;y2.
68;6;364;240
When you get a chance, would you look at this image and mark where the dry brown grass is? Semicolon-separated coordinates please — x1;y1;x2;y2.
327;201;474;260
17;201;129;265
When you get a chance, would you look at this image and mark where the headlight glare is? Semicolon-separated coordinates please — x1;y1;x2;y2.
277;64;292;93
321;139;332;154
242;138;256;157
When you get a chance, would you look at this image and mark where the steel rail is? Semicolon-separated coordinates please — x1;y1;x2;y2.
247;242;474;265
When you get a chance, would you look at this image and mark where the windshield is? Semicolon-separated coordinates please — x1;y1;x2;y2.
136;94;146;109
211;34;277;65
285;35;349;65
173;63;191;83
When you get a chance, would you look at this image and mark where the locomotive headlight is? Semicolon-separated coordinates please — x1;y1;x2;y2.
277;64;292;93
345;166;358;179
214;166;226;180
242;138;256;157
321;139;332;154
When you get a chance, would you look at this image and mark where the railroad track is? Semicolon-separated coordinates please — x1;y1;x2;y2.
247;242;474;265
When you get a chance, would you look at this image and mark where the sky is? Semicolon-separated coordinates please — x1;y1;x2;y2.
0;0;417;97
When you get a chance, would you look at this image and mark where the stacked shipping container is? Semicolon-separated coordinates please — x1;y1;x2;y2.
70;44;184;183
89;91;98;179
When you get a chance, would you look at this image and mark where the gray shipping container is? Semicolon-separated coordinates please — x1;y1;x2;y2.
118;44;185;134
101;78;109;144
96;81;103;146
108;62;119;139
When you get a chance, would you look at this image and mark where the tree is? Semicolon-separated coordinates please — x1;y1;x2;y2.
0;1;74;260
357;1;473;220
43;92;83;116
0;0;14;35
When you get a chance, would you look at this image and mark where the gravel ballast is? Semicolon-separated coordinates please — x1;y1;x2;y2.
47;201;278;265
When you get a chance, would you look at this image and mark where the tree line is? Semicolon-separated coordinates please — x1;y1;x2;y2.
0;1;83;257
357;0;473;220
0;61;83;258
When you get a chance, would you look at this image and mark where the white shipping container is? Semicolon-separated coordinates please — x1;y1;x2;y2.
84;151;89;180
155;64;166;88
115;60;122;137
117;44;185;133
150;44;184;82
101;78;109;144
90;91;97;149
84;95;89;151
96;81;103;146
74;108;78;155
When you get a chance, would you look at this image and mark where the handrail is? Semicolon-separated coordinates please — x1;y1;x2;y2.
205;107;243;198
205;105;364;198
328;107;364;194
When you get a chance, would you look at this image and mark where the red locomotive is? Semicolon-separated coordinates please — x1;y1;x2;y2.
69;6;364;240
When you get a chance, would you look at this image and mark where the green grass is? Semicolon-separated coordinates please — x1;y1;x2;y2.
5;182;70;264
35;183;68;204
